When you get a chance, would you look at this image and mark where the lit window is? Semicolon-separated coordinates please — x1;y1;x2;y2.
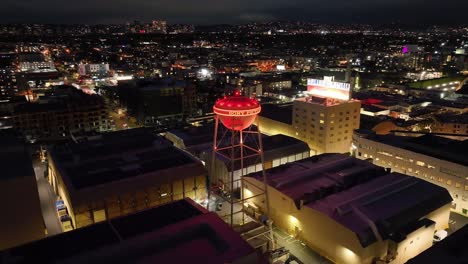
320;120;324;124
447;180;452;185
416;161;425;167
456;182;461;188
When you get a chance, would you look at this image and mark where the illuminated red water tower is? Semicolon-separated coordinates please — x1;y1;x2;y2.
208;90;271;229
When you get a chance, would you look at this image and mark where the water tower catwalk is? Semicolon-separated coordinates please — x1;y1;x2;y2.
208;91;272;232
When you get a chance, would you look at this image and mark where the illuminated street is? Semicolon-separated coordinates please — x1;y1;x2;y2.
33;160;62;235
108;106;139;130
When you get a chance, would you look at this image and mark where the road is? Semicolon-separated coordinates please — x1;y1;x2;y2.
108;106;139;130
273;228;332;264
33;160;62;236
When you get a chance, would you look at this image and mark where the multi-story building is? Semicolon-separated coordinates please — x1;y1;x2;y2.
257;77;360;154
151;20;167;34
118;78;197;126
352;130;468;216
0;68;17;98
117;79;196;126
46;128;207;229
293;96;361;154
18;53;56;72
0;130;46;249
12;86;112;142
0;52;18;98
431;112;468;140
78;63;110;76
243;153;452;264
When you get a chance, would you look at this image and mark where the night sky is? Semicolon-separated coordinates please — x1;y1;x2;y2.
0;0;467;25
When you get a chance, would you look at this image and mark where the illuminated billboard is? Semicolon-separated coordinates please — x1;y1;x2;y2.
307;78;351;100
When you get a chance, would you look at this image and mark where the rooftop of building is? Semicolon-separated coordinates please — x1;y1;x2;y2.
295;96;359;107
0;129;35;181
357;132;468;166
13;86;105;114
18;53;46;62
167;124;214;148
361;105;389;113
407;76;464;89
119;78;188;92
430;99;467;110
434;112;468;124
48;128;205;193
246;153;452;247
406;224;468;264
212;133;310;170
259;103;293;125
1;198;260;264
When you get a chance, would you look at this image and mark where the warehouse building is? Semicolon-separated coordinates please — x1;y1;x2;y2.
243;154;452;264
47;128;207;229
1;198;263;264
201;134;310;191
352;130;468;216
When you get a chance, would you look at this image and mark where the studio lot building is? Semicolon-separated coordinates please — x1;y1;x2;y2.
293;97;361;154
1;198;263;264
47;128;207;229
201;134;310;190
243;154;452;264
352;130;468;216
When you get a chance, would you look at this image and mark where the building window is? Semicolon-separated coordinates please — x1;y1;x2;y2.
456;182;461;188
416;161;425;167
447;180;452;185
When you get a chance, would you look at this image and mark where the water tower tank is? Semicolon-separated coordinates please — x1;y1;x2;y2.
213;92;261;131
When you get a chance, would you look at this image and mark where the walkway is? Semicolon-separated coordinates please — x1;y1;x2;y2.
33;161;62;236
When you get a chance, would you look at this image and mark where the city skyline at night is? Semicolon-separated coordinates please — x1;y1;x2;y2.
0;0;467;25
0;1;467;263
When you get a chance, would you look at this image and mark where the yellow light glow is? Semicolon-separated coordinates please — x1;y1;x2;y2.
289;215;299;225
339;246;359;264
244;188;253;198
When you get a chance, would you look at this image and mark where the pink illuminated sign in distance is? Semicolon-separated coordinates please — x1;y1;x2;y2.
307;78;351;101
402;46;409;54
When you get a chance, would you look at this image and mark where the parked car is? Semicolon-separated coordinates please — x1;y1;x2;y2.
433;230;448;243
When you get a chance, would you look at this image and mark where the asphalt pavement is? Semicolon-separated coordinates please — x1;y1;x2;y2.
448;211;468;236
273;228;332;264
33;161;62;236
